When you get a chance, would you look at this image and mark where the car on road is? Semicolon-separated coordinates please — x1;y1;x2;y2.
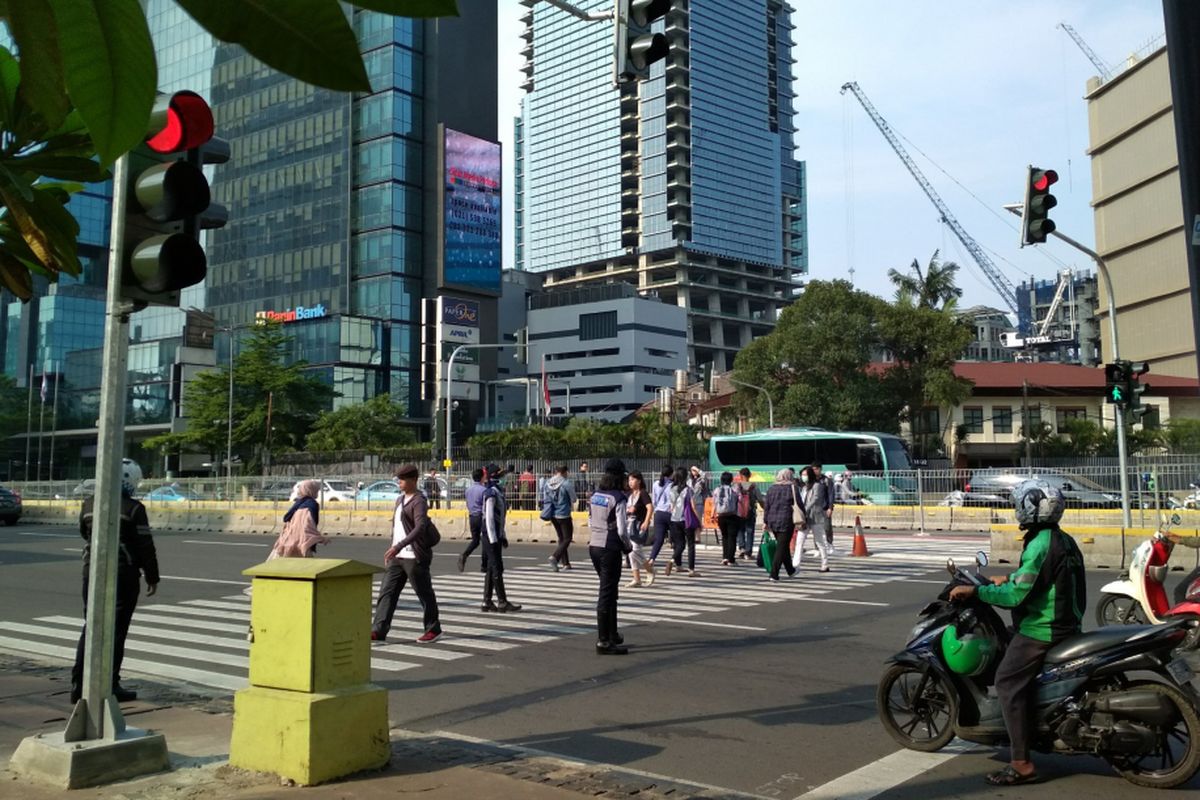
965;469;1122;508
0;486;22;525
356;480;400;504
319;480;357;503
250;480;295;501
144;485;204;503
939;489;1007;507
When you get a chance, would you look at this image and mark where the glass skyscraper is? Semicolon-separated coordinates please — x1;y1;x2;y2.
0;3;498;477
516;0;806;371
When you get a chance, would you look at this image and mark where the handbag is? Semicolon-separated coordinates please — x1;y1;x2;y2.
792;485;807;528
682;489;701;530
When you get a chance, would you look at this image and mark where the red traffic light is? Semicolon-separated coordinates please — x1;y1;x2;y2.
146;91;214;154
1032;169;1058;192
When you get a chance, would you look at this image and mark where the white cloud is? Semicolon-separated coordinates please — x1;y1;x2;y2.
498;0;1165;311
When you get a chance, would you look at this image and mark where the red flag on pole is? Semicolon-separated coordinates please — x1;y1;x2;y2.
542;355;551;416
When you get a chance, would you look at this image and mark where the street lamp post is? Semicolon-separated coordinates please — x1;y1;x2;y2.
445;342;517;483
729;377;774;429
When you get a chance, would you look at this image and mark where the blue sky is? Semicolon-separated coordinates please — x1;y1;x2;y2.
496;1;1166;315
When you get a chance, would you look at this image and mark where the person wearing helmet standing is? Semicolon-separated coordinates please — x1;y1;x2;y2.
590;459;632;654
949;479;1086;787
70;463;159;704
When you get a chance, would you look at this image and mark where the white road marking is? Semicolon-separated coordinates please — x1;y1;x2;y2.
660;619;768;632
793;740;978;800
182;540;269;548
16;532;74;538
159;575;251;586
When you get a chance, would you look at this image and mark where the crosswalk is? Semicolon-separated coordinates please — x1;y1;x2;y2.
0;539;984;697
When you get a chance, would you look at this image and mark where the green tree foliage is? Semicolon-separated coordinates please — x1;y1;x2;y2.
887;250;964;311
143;322;335;469
306;393;415;453
1016;417;1163;459
0;374;28;441
466;415;708;461
1158;418;1200;453
0;1;456;297
731;279;973;435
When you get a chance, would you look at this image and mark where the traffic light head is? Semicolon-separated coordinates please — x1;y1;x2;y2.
122;91;229;308
1104;360;1129;405
616;0;671;83
1020;166;1058;246
1128;361;1151;419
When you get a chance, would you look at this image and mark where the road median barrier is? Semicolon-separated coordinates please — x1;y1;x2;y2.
989;522;1196;570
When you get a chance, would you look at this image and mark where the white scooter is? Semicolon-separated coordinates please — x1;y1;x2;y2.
1095;514;1200;638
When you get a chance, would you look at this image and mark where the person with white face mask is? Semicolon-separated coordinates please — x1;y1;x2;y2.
794;466;831;572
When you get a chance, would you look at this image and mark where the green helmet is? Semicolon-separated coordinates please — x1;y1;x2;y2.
941;625;996;676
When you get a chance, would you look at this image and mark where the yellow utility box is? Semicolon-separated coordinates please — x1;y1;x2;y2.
230;558;388;785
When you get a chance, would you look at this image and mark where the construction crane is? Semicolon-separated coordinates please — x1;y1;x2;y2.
840;81;1020;318
1058;22;1111;81
999;269;1078;349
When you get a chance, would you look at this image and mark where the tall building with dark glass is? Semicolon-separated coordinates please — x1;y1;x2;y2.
0;3;498;478
516;0;806;371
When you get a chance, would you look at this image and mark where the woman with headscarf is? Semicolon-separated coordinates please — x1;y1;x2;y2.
589;459;632;655
269;480;329;559
763;468;798;582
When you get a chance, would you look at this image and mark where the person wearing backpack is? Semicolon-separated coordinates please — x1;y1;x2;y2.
544;463;577;572
481;463;521;613
371;464;443;644
589;459;633;654
714;471;742;566
735;467;762;561
666;468;700;576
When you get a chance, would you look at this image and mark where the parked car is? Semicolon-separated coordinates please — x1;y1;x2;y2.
251;480;295;502
319;480;357;503
965;469;1122;509
0;485;22;525
144;485;204;503
356;480;400;504
939;489;1007;507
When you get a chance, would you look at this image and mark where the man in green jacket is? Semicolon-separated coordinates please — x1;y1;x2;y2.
950;478;1086;787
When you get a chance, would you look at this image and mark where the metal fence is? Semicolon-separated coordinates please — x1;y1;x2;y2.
12;461;1200;531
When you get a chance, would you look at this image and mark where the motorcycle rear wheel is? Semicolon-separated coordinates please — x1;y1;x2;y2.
877;664;957;752
1107;681;1200;789
1095;592;1147;626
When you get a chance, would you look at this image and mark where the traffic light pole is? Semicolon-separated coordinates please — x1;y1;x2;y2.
539;0;614;21
1004;206;1133;528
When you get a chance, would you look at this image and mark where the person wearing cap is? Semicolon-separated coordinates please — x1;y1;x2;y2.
481;462;521;613
589;459;632;654
371;464;443;644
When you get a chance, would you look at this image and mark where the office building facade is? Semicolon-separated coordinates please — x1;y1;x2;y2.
515;0;805;372
0;3;499;477
1086;45;1195;378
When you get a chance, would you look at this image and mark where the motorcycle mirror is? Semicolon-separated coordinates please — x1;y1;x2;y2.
1171;513;1182;526
946;558;957;577
976;550;988;568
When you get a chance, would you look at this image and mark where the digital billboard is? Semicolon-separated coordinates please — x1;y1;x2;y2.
442;128;502;295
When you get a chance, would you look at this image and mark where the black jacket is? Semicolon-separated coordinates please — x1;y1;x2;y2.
80;495;160;584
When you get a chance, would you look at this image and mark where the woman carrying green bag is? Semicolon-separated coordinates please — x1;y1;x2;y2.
762;468;798;581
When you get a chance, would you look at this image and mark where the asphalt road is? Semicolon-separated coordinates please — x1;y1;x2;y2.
1;521;1199;799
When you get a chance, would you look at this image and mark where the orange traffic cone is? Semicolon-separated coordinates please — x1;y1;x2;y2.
851;514;871;557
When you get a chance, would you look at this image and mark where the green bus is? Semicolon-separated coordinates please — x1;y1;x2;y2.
708;429;916;505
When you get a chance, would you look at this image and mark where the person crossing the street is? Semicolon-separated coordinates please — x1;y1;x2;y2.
794;466;831;573
458;468;487;573
714;471;742;566
371;464;443;644
590;459;632;654
763;468;798;582
625;470;654;587
735;467;763;561
480;463;521;613
644;464;674;575
545;464;578;572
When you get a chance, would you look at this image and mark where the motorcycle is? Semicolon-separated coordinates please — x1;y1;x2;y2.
1095;514;1200;649
877;551;1200;789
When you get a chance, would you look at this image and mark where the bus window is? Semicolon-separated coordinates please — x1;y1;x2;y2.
815;438;857;467
857;441;882;471
881;437;912;469
779;439;815;466
714;441;746;466
744;441;780;464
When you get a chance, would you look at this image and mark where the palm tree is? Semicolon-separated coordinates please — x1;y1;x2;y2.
888;250;964;311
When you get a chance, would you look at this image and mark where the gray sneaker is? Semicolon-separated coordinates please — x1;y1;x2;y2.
548;556;560;572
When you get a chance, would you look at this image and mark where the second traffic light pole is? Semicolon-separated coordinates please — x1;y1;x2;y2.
1006;203;1133;528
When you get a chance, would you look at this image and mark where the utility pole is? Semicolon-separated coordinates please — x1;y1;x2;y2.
729;377;774;429
1022;379;1033;473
